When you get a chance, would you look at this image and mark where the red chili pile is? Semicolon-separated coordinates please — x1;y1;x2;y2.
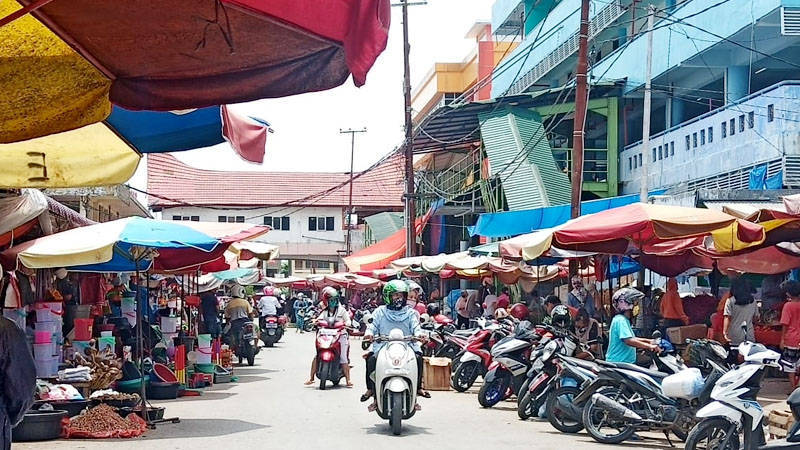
64;404;147;439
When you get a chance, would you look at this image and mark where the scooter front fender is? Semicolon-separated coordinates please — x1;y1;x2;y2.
483;367;506;384
460;351;482;364
386;377;410;393
697;401;744;428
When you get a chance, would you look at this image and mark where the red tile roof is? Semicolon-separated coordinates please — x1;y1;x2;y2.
147;153;405;208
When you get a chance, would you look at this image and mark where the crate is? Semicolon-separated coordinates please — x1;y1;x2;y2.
422;357;451;391
769;409;795;439
666;324;708;343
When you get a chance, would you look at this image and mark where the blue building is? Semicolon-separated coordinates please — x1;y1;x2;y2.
490;0;800;195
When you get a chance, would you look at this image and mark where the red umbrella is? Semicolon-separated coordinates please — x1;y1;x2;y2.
7;0;390;110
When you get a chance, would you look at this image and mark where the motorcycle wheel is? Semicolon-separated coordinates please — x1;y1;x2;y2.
517;390;534;420
684;418;740;450
478;371;510;408
390;391;403;436
246;342;255;366
450;360;481;392
319;361;330;390
516;378;531;406
581;386;636;444
546;386;584;433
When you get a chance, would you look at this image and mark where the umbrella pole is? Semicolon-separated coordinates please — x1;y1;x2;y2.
134;264;150;427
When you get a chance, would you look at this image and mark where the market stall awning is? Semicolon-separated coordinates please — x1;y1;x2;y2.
1;217;220;272
178;222;269;244
0;123;140;188
324;273;382;290
0;189;48;246
469;194;643;238
553;203;765;255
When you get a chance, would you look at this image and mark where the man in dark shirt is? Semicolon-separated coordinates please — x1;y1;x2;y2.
0;316;36;450
200;289;221;338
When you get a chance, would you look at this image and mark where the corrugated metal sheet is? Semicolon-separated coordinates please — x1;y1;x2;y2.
363;212;404;241
479;108;570;211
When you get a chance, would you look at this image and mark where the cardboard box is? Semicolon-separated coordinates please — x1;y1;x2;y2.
666;324;708;343
423;357;451;391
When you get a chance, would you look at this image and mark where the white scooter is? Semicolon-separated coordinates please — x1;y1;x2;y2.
685;322;800;450
371;328;421;435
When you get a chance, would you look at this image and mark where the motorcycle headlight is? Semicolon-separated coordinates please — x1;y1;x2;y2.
387;343;406;367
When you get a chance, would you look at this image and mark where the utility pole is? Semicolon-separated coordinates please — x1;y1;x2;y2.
400;0;415;257
340;127;367;256
571;0;590;220
640;5;654;202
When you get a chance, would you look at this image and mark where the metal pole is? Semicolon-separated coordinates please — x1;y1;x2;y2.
339;127;367;256
639;5;655;202
402;0;416;257
571;0;590;220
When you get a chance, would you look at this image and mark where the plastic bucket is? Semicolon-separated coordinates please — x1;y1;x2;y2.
160;316;178;334
73;318;93;341
34;303;63;322
35;356;59;378
196;346;212;364
197;334;212;348
34;331;52;344
33;343;55;359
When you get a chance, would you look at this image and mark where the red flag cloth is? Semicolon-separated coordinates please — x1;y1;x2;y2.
221;106;268;164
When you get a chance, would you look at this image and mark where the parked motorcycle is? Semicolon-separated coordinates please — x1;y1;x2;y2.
225;318;259;366
314;317;346;390
450;320;511;392
260;315;284;347
578;333;725;444
371;329;423;436
684;324;796;450
545;355;602;433
299;305;317;332
477;321;541;408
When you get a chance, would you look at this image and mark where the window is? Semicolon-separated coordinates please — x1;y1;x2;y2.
768;104;775;122
218;216;227;223
657;146;662;160
634;156;638;168
638;154;642;166
730;119;735;136
227;216;235;223
629;157;632;171
173;215;181;221
190;216;199;222
700;129;706;145
748;111;754;128
708;127;713;143
652;148;657;162
235;216;245;223
182;216;189;221
693;132;697;148
739;114;745;132
309;216;335;231
326;217;335;231
721;122;727;138
670;142;675;156
263;216;272;227
685;135;690;151
308;216;317;231
281;216;290;231
317;217;325;229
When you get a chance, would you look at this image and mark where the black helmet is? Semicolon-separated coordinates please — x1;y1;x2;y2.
551;305;572;329
426;303;441;317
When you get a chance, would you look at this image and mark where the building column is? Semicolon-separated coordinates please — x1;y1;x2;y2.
669;95;685;127
725;65;749;104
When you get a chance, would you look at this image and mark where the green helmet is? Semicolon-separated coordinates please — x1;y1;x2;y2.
383;279;409;308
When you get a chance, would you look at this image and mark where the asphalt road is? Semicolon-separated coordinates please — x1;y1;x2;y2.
17;331;681;450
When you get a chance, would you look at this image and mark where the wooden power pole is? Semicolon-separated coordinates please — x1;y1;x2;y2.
340;127;367;256
571;0;590;220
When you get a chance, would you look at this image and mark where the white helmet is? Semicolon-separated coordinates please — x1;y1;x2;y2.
494;308;509;320
419;313;430;324
231;284;246;298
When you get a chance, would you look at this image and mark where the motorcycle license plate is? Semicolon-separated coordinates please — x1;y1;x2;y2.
266;323;278;328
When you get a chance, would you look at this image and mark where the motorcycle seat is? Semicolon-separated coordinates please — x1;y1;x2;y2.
597;360;669;380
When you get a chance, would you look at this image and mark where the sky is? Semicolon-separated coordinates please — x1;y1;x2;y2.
130;0;495;194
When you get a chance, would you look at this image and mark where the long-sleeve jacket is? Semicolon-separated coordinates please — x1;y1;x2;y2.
1;317;36;450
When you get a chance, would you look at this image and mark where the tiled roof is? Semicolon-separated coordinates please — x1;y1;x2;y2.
147;154;404;208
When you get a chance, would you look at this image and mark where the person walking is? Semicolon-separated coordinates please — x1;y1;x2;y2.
199;288;221;339
455;291;470;329
1;316;36;450
723;278;758;364
781;281;800;389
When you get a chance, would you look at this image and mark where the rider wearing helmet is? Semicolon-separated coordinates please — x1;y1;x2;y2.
305;287;353;387
361;279;429;405
257;286;282;330
607;287;658;363
550;304;573;329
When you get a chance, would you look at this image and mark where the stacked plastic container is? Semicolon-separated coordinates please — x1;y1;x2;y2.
160;315;178;358
196;334;212;364
33;302;63;377
72;317;94;359
121;296;136;327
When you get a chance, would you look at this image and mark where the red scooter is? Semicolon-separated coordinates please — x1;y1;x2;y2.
450;321;514;392
314;317;346;390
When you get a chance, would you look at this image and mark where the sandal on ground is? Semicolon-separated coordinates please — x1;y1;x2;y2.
303;380;314;385
360;391;373;402
346;382;354;388
417;390;431;398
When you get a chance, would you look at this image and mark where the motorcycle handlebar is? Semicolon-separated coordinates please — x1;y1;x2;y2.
370;335;424;343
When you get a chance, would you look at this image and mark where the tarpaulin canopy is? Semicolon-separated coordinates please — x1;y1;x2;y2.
264;276;307;288
469;194;643;238
105;107;226;154
553;203;765;255
0;123;140;188
324;273;382;290
1;217;220;272
0;189;48;246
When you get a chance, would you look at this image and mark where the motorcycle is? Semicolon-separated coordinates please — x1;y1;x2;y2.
260;315;284;347
450;321;511;392
578;333;726;445
299;305;317;332
545;355;602;433
371;329;422;436
314;317;346;390
225;318;259;366
477;322;541;408
684;324;797;450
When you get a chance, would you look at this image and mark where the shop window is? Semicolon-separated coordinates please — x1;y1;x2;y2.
768;104;775;122
707;127;713;143
700;129;705;145
721;122;726;138
670;141;674;156
218;216;227;222
739;115;745;132
730;119;735;136
748;111;754;128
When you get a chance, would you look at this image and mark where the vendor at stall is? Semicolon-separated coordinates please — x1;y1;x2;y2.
56;268;78;337
0;315;36;450
105;277;126;317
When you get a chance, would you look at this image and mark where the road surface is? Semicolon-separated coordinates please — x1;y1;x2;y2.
18;331;681;449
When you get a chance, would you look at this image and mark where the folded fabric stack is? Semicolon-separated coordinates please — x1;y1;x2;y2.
57;366;92;382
